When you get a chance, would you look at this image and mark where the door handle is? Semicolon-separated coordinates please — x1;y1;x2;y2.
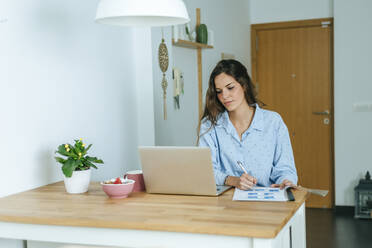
312;110;330;115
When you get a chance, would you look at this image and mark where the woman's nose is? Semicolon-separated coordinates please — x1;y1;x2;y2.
221;89;229;99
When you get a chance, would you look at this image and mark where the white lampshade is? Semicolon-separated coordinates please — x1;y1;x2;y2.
95;0;190;27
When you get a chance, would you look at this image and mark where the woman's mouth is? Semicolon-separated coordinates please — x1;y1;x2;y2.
224;101;233;106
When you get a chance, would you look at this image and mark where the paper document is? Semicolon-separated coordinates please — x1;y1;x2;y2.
233;187;289;202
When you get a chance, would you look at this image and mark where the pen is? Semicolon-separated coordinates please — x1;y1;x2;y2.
237;161;257;186
236;161;248;174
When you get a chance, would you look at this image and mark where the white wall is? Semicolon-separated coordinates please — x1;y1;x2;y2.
250;0;333;24
133;28;155;146
334;0;372;206
0;2;154;245
152;0;251;146
0;0;154;198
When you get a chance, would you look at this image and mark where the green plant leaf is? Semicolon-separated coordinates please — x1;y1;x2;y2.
55;157;66;164
85;144;92;152
75;159;84;170
81;146;86;156
84;160;98;169
70;145;79;156
56;145;69;156
85;156;94;161
56;143;78;159
86;156;104;164
74;141;82;154
62;158;78;177
78;166;89;171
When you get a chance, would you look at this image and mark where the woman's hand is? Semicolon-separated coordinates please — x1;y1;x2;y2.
271;179;297;189
225;174;257;190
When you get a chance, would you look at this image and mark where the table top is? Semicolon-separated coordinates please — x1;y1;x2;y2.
0;182;309;238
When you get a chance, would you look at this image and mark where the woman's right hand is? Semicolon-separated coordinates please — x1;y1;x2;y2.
225;174;257;190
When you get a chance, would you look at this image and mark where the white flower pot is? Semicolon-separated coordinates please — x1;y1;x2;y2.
63;169;91;194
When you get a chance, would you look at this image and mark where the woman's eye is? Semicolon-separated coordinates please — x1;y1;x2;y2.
227;87;234;90
216;90;221;94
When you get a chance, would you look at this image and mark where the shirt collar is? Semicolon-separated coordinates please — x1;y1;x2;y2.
217;103;264;134
249;104;264;132
217;111;234;135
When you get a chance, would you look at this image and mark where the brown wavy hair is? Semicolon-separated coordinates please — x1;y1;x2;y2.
196;59;262;144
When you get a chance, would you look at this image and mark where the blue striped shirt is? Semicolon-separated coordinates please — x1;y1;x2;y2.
198;104;298;186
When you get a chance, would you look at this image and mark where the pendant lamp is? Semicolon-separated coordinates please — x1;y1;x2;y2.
95;0;190;27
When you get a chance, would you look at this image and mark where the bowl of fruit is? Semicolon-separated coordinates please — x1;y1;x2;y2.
101;177;135;199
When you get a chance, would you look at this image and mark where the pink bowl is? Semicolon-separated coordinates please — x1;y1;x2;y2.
101;179;135;199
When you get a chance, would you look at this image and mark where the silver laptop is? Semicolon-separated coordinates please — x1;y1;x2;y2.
138;146;232;196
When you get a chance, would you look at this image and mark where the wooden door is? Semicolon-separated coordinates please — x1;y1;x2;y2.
251;19;334;208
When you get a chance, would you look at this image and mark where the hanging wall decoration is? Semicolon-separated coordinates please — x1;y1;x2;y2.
173;67;184;110
158;29;169;120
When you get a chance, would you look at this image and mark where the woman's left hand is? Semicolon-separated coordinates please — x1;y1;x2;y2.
271;179;297;189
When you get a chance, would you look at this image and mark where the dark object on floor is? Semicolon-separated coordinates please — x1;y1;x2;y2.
306;207;372;248
354;171;372;219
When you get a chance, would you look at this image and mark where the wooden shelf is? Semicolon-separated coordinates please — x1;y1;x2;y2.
172;8;214;119
172;39;213;49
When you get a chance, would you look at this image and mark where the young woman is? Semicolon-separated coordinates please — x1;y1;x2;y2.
197;59;297;190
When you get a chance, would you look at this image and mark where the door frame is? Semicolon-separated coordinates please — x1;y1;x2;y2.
251;18;335;207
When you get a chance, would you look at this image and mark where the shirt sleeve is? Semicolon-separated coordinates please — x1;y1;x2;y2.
270;116;298;185
198;123;228;185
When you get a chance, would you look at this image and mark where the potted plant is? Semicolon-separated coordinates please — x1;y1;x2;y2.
55;138;104;194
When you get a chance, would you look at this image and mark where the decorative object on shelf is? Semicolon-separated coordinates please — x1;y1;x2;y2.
158;29;169;120
95;0;190;27
208;29;214;46
196;23;208;44
354;171;372;219
185;23;196;41
55;138;104;194
173;67;184;109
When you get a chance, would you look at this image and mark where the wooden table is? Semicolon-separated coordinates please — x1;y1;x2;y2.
0;182;309;248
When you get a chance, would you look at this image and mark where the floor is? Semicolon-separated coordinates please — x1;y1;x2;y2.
306;208;372;248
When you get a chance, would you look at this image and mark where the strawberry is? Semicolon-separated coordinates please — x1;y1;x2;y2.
113;177;122;184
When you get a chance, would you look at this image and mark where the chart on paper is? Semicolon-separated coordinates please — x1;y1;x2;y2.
233;187;289;201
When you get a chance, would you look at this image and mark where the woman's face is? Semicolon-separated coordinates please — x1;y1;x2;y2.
214;73;247;112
